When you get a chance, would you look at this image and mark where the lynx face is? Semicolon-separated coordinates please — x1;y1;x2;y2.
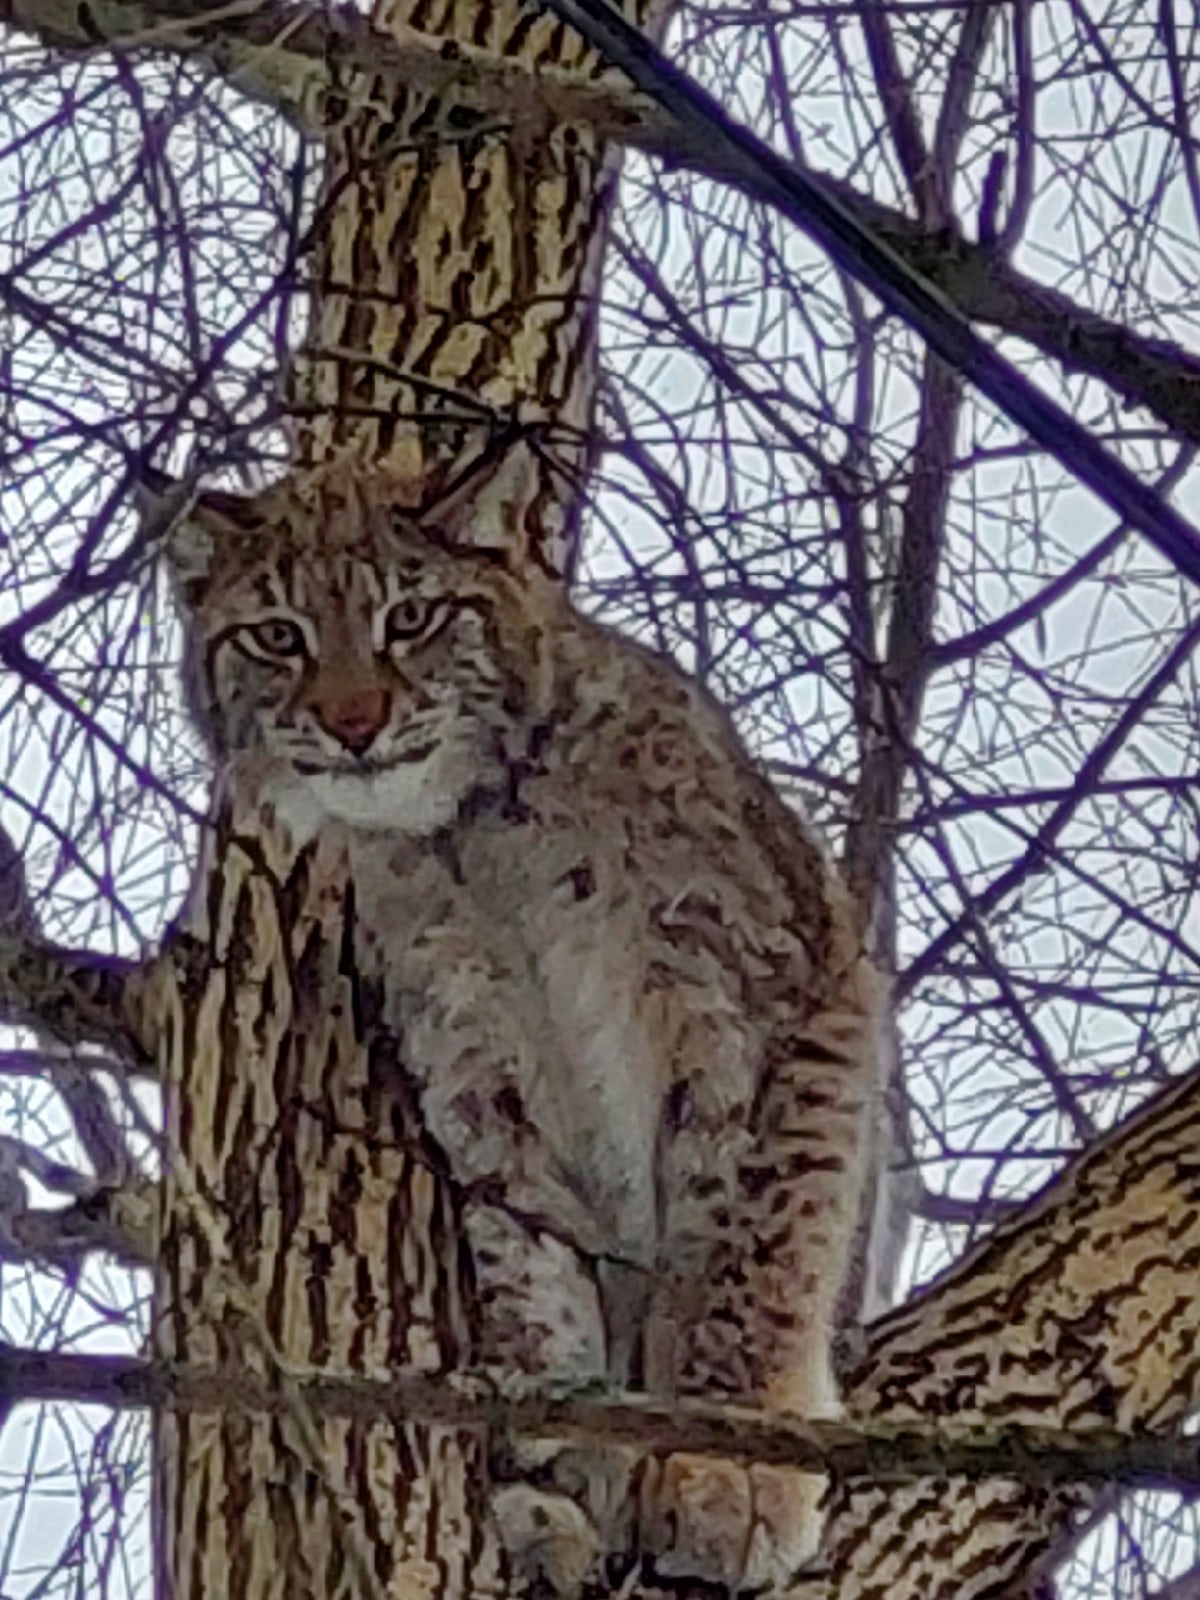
167;472;553;834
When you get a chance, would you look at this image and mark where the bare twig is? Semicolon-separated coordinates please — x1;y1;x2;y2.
845;351;963;925
7;0;1200;468
899;610;1200;998
861;0;938;219
994;0;1034;252
930;0;999;213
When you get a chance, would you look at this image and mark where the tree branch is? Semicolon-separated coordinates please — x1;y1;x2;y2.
861;0;938;218
0;938;152;1061
0;1182;156;1272
992;0;1034;251
844;351;963;922
829;1051;1200;1597
899;607;1200;997
0;825;154;1272
929;0;999;214
0;1048;149;1080
913;1188;1024;1229
0;1346;1197;1492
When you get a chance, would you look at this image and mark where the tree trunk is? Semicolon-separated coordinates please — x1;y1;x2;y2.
151;1;672;1594
293;0;668;566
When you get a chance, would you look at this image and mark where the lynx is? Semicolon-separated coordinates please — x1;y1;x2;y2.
165;453;884;1594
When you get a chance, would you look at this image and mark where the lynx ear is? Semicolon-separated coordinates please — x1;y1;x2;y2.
420;443;542;558
159;487;264;585
134;473;209;584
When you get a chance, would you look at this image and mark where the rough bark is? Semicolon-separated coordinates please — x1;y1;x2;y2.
145;819;510;1600
289;0;673;573
831;1061;1200;1600
143;0;674;1595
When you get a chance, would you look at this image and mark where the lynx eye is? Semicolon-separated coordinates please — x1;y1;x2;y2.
242;617;308;660
384;595;448;646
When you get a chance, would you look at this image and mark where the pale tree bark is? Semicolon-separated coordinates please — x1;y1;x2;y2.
832;1055;1200;1600
1;1;1200;1599
143;0;680;1595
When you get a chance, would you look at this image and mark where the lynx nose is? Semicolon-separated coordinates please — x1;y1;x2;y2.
313;688;391;755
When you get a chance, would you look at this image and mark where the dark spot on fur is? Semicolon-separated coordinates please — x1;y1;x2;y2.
493;1086;525;1124
665;1081;691;1131
565;861;595;901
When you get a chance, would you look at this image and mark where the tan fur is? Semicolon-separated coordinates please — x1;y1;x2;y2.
168;459;885;1594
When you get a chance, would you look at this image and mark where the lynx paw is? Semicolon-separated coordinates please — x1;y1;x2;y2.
640;1455;825;1592
492;1483;600;1596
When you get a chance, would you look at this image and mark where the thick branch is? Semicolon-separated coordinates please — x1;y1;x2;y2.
827;1054;1200;1598
0;825;153;1065
0;935;151;1062
851;1062;1200;1423
0;1182;155;1271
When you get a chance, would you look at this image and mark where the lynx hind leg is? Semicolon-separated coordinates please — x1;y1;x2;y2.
644;981;882;1592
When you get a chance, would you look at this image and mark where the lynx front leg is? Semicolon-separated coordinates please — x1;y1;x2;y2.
644;978;882;1593
358;877;628;1595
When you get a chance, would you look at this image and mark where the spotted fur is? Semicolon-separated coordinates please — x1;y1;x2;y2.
160;459;884;1596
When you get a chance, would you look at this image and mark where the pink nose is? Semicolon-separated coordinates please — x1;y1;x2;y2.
311;689;391;755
